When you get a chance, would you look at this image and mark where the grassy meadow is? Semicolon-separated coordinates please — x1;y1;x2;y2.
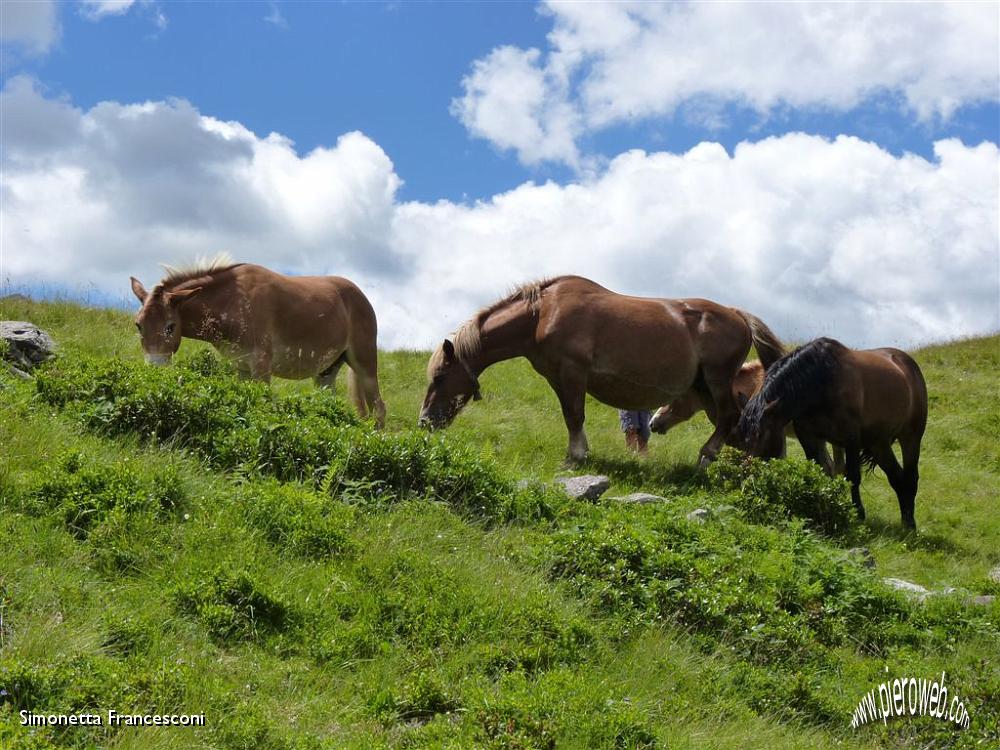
1;295;997;749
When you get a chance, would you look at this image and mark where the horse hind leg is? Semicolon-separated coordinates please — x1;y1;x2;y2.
345;367;386;428
897;437;921;531
314;353;346;392
869;442;916;531
696;363;741;468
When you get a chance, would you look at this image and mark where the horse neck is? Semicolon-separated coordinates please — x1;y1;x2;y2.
468;302;537;373
170;273;232;342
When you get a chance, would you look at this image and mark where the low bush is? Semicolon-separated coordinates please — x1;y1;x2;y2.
708;446;856;535
34;355;565;524
173;567;302;647
549;505;931;666
23;451;185;539
239;480;357;559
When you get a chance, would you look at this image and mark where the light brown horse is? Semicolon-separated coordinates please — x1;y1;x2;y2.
738;337;927;529
650;360;845;475
130;256;386;426
419;275;784;465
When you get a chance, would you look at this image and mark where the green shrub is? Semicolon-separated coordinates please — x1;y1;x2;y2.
34;356;559;524
368;670;462;723
239;480;356;558
547;506;914;667
25;451;185;539
174;568;302;646
708;447;855;535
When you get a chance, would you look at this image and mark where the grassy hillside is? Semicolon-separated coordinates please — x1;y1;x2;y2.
1;296;997;749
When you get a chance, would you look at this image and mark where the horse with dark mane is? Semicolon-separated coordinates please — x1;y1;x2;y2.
419;275;785;466
130;256;386;426
650;360;844;476
738;337;927;529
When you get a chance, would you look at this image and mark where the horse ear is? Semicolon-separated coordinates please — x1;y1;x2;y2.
130;277;148;303
442;339;455;361
166;287;202;305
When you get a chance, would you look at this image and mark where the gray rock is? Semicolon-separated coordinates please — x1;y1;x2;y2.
609;492;669;504
3;363;31;379
989;565;1000;585
686;508;712;524
882;577;930;597
848;547;876;569
555;475;611;501
0;321;56;370
965;595;996;607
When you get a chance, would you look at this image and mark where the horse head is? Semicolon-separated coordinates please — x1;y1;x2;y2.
130;277;201;366
418;338;481;429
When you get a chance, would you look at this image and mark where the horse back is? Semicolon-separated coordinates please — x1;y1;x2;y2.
218;264;375;351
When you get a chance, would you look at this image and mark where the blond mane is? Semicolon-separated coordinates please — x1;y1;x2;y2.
427;277;562;376
158;252;238;289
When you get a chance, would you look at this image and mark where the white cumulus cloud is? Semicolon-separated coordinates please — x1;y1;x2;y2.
1;0;59;56
2;79;997;353
79;0;137;20
454;1;1000;166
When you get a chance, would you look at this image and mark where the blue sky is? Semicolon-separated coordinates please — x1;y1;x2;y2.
21;2;552;201
2;1;998;348
12;2;997;202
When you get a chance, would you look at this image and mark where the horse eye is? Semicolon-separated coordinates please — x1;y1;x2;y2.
165;322;175;335
135;322;142;332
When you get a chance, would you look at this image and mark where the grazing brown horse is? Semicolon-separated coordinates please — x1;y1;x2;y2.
738;337;927;529
650;360;844;475
418;275;784;465
130;256;386;426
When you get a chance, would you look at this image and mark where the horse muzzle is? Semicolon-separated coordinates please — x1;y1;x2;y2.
144;353;172;366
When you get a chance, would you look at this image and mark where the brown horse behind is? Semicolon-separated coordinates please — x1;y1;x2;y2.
419;275;784;465
130;256;386;426
650;360;844;475
738;337;927;529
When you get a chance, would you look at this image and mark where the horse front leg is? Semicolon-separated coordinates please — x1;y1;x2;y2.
552;368;589;465
844;446;866;521
799;434;835;477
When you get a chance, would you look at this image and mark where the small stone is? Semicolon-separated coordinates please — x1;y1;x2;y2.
686;508;712;524
555;475;611;501
609;492;668;504
848;547;876;569
939;586;958;596
965;595;996;607
988;565;1000;585
882;577;929;597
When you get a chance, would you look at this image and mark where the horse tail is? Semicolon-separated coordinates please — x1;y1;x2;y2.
735;310;785;369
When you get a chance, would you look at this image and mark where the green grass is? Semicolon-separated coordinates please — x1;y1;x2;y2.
1;295;998;749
